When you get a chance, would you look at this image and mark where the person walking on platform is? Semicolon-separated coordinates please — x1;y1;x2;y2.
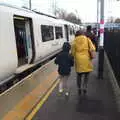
71;30;96;95
85;25;97;50
55;42;74;96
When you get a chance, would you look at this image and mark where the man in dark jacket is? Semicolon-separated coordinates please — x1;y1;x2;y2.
85;25;97;50
55;42;74;96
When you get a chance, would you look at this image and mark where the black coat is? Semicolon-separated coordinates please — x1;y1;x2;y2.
55;51;74;76
85;31;96;46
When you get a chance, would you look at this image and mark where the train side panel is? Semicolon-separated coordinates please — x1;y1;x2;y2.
32;16;58;63
0;9;17;81
0;5;77;82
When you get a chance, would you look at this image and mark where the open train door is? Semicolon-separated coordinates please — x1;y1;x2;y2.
14;16;35;67
64;25;69;41
25;20;33;64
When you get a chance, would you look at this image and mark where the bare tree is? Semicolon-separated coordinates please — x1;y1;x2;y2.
55;8;81;24
66;12;81;24
114;18;120;23
107;16;114;23
55;8;67;18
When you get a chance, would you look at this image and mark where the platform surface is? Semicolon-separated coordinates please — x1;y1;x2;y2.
33;58;120;120
0;60;58;120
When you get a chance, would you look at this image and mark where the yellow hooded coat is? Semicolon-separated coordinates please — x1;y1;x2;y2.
71;35;95;73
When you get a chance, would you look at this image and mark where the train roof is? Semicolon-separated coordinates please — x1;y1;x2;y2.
0;3;57;21
0;3;33;13
58;19;80;27
0;3;80;27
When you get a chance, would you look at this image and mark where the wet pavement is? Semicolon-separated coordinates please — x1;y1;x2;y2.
33;58;120;120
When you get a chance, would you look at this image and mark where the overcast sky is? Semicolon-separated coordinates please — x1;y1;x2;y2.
1;0;120;23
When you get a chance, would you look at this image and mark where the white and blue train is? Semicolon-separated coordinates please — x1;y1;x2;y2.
0;4;80;82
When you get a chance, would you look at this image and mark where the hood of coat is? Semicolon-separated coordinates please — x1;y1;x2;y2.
75;35;87;43
62;42;71;52
74;35;88;52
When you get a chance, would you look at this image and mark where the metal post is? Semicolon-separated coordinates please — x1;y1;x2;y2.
55;0;56;16
97;0;99;35
98;0;104;79
29;0;31;10
52;0;56;16
97;0;99;26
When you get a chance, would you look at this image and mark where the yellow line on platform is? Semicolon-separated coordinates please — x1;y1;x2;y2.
2;71;59;120
26;79;59;120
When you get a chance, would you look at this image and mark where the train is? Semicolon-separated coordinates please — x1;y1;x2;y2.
0;3;80;83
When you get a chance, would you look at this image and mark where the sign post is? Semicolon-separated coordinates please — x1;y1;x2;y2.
98;0;104;79
29;0;31;10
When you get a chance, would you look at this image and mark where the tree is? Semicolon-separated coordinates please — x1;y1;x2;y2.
66;12;81;24
107;16;114;23
55;8;67;19
55;8;81;24
114;18;120;23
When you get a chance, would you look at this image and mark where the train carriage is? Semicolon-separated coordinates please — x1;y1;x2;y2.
0;3;79;82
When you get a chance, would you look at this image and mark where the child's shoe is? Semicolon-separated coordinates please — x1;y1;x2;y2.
65;92;69;96
59;89;63;93
58;89;63;95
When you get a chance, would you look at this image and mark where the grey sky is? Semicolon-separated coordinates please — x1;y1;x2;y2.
1;0;120;22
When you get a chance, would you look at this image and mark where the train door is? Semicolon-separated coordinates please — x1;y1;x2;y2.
14;16;34;67
25;21;33;63
64;25;69;41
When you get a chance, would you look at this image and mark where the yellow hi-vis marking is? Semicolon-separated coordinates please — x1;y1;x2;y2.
26;79;59;120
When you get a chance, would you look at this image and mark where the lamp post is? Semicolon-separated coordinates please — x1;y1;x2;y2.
98;0;104;79
29;0;31;10
52;0;57;16
97;0;100;35
97;0;99;26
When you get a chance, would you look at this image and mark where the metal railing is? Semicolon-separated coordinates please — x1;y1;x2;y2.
104;28;120;85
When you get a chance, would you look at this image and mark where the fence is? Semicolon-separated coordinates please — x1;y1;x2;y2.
104;28;120;86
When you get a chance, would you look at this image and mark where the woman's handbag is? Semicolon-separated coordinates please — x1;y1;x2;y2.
89;50;96;59
88;39;96;59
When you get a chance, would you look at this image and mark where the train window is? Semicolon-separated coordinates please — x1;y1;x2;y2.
70;28;73;35
55;27;63;39
41;25;54;42
73;29;75;34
